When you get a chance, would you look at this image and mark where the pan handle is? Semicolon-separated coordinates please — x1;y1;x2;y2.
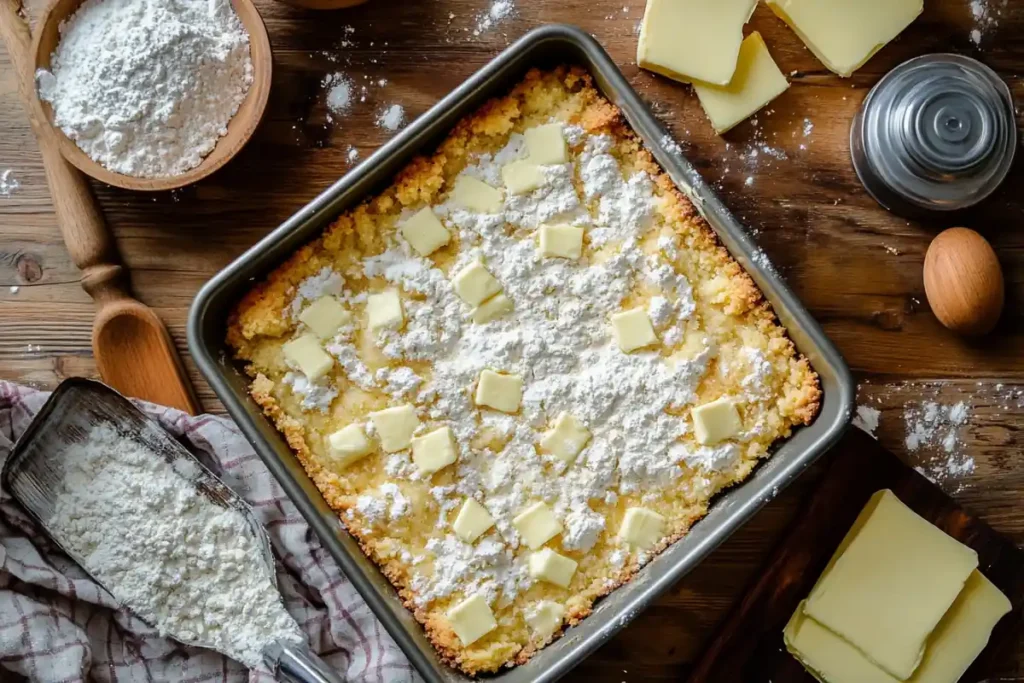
264;640;345;683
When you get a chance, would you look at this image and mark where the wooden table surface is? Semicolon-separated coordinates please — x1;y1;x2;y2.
2;0;1023;680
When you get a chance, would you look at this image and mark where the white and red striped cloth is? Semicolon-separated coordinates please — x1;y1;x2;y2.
0;381;418;683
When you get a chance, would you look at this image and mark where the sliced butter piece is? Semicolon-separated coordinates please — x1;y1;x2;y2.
637;0;757;85
804;489;979;680
400;207;451;256
411;425;458;475
539;412;591;464
452;175;503;213
691;397;742;445
448;594;497;647
472;293;513;324
475;370;523;414
539;224;584;260
325;424;374;470
368;404;420;453
513;501;562;550
529;548;578;588
366;289;404;332
611;307;658;353
618;507;666;550
283;334;334;381
502;160;545;195
692;32;790;135
525;601;565;641
452;498;495;543
524;123;568;165
784;603;900;683
299;296;351;339
453;261;502;307
766;0;923;78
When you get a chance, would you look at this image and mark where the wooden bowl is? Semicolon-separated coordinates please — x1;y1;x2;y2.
32;0;272;192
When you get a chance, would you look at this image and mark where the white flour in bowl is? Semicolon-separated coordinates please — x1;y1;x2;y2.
36;0;253;178
48;423;301;668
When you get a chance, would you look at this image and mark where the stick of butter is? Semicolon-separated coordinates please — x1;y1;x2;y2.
692;32;790;135
637;0;757;86
766;0;923;77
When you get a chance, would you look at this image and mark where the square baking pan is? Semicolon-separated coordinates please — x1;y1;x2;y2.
188;24;854;683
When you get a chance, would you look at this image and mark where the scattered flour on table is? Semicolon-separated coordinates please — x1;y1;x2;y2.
0;169;19;196
852;404;880;438
36;0;253;178
322;72;353;123
969;0;1006;46
376;104;406;132
474;0;514;36
49;423;302;668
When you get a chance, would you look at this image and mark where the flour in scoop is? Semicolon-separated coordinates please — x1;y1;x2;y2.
36;0;253;178
48;424;302;668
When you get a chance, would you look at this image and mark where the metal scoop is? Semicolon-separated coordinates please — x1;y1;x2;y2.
1;378;343;683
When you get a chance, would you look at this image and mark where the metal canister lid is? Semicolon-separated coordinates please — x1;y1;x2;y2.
851;54;1016;215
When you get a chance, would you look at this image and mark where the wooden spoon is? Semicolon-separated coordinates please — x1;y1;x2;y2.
0;0;200;414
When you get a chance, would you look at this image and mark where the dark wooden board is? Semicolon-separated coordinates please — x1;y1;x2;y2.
687;428;1024;683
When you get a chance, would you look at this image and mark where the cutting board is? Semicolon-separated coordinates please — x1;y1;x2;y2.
687;428;1024;683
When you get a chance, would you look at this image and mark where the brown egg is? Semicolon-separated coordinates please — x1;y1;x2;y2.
923;228;1004;336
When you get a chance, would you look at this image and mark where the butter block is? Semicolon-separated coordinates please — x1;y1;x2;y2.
784;603;900;683
539;412;591;464
366;289;404;332
804;490;978;679
326;423;374;470
529;548;578;588
525;124;568;165
611;308;658;353
452;498;495;543
471;293;513;324
448;594;497;646
525;601;565;640
691;397;742;445
299;296;351;339
411;426;458;475
368;404;420;453
453;175;503;213
513;501;563;550
283;334;334;381
475;370;523;414
766;0;923;78
618;507;666;550
502;160;545;195
539;224;584;260
401;207;451;256
637;0;757;85
453;262;502;307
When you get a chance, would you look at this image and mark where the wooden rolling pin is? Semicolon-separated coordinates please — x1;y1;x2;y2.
0;0;200;414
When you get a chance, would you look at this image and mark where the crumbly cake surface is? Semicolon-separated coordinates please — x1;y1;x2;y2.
227;67;821;676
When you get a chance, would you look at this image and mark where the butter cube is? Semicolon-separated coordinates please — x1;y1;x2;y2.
283;334;334;381
525;601;565;640
453;262;502;307
299;296;351;339
366;289;404;332
411;426;458;475
502;160;545;195
528;548;578;588
693;33;790;135
471;293;513;324
326;423;374;469
637;0;757;85
400;207;451;256
611;308;658;353
452;498;495;543
618;507;666;550
448;594;497;646
691;397;743;445
475;370;523;414
766;0;923;78
539;412;591;464
525;124;568;165
368;404;420;453
538;224;584;260
452;175;504;213
512;501;562;550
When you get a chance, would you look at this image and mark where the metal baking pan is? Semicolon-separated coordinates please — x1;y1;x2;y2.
188;24;854;683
